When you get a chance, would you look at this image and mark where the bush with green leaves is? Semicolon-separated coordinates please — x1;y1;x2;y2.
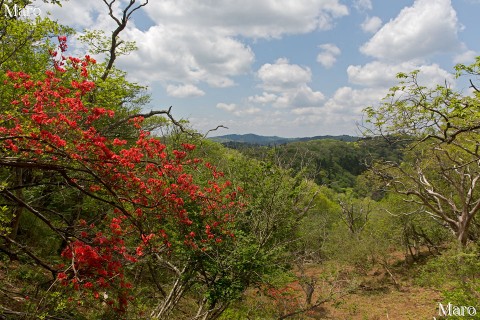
417;243;480;319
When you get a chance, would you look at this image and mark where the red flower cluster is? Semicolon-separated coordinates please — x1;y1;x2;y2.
60;229;135;311
51;36;68;71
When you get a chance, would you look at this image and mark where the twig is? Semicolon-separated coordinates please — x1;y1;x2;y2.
203;125;228;138
469;79;480;93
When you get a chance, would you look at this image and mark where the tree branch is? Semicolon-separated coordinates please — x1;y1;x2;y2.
103;106;191;134
203;125;229;138
101;0;149;80
1;236;57;277
469;79;480;93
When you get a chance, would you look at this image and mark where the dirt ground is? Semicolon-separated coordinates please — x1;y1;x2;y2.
321;285;441;319
280;254;445;320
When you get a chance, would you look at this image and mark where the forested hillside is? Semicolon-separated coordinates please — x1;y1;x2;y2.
0;1;479;319
224;137;405;194
209;134;358;146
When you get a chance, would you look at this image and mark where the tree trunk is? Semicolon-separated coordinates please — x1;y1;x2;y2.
151;265;191;319
457;226;468;247
9;168;24;240
456;213;472;248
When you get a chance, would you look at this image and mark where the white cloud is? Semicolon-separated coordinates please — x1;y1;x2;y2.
361;16;382;33
350;0;459;115
166;84;205;98
116;1;347;89
216;103;237;112
360;0;460;61
291;107;323;115
317;43;341;68
36;0;350;94
288;86;387;132
347;61;454;87
248;92;278;105
453;50;477;64
326;87;387;113
253;58;324;108
213;89;369;135
145;1;349;39
257;58;312;92
353;0;372;11
234;107;261;116
274;86;325;109
117;25;254;88
204;113;292;135
218;58;327;125
216;103;260;117
34;0;106;28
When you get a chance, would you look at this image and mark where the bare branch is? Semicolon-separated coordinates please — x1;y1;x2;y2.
101;0;149;80
1;189;67;241
103;106;191;134
203;125;229;138
469;79;480;93
1;236;57;277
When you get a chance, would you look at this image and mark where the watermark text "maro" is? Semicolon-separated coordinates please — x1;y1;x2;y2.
3;3;41;18
433;302;477;319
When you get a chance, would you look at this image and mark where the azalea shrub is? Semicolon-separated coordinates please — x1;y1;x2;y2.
0;42;243;316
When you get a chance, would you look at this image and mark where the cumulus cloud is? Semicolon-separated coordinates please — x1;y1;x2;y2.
347;61;454;87
216;103;260;116
36;0;350;94
34;0;106;28
350;0;461;115
202;92;372;135
326;87;388;113
166;84;205;98
361;16;382;33
272;86;325;109
145;0;349;38
453;50;477;64
257;58;312;92
201;113;292;135
216;103;237;112
236;107;261;116
253;58;324;108
291;107;323;116
117;25;254;88
289;86;388;132
317;44;341;68
353;0;372;11
36;0;349;92
248;92;278;105
360;0;460;61
218;58;326;125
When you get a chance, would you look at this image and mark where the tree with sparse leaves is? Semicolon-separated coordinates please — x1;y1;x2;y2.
364;60;480;247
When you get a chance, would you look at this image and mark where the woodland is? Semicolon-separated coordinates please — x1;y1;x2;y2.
0;1;479;319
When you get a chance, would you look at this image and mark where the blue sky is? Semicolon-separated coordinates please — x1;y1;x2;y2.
35;0;480;137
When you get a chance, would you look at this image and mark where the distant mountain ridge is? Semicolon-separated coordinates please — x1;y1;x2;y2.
209;133;359;145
